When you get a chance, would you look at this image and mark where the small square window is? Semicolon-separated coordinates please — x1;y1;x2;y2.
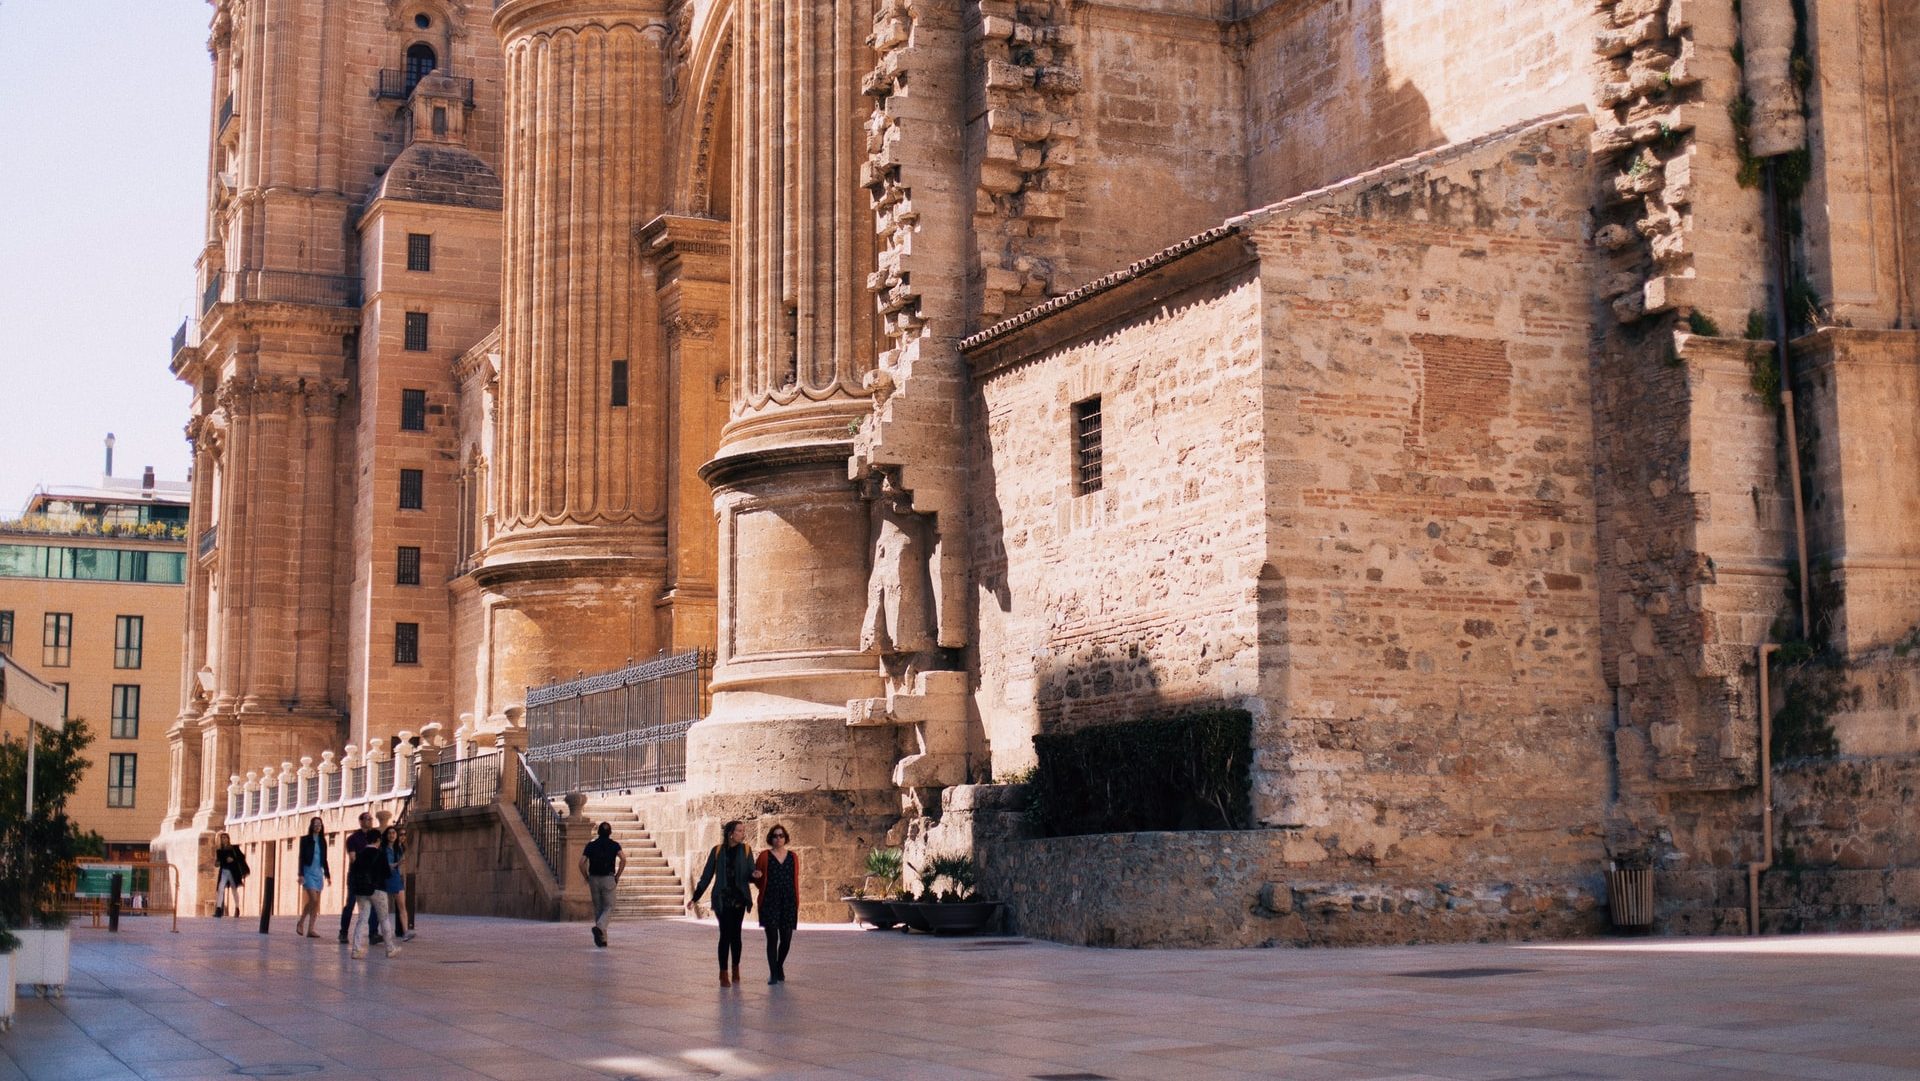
394;622;420;665
401;388;427;431
107;753;137;808
407;233;432;272
114;615;144;669
611;360;629;408
397;546;422;586
43;613;72;668
399;468;425;510
404;311;430;351
1072;396;1103;496
112;684;141;739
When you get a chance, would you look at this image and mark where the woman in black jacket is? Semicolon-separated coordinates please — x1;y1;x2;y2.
213;833;248;919
293;817;329;938
688;820;753;987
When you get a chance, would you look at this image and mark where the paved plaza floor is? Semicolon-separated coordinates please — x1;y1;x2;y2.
4;915;1918;1081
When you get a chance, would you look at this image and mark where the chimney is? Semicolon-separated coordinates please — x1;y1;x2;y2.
104;433;116;478
142;466;156;492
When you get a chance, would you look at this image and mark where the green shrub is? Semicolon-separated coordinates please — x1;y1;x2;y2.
1029;709;1253;837
0;717;96;927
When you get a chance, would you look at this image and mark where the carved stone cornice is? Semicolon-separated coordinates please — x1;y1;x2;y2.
494;0;671;41
638;213;731;282
667;311;721;344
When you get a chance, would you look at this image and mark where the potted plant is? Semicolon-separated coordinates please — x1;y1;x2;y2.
0;923;17;1031
889;861;937;933
843;847;902;929
916;854;1002;935
2;717;95;997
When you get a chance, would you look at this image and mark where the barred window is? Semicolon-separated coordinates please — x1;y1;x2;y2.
406;233;432;272
611;360;629;408
43;612;72;667
394;622;420;665
114;615;144;669
397;546;422;585
0;609;12;652
111;684;141;739
404;311;430;351
1072;396;1103;495
401;388;427;431
399;468;424;510
107;754;138;808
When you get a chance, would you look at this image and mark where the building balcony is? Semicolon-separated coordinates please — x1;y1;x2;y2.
200;269;362;315
198;526;218;559
217;94;236;142
376;69;474;107
170;318;191;359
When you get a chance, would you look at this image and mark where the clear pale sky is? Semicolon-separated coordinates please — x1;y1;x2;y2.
0;1;209;513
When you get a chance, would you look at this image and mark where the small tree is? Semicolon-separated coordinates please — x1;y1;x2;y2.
0;716;96;928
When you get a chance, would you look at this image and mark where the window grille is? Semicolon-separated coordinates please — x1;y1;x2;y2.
325;771;342;802
397;546;422;585
403;43;436;94
302;775;318;806
1072;396;1104;495
404;311;430;351
401;388;427;431
399;468;425;509
107;754;137;808
406;233;432;272
114;615;144;669
395;622;420;665
43;613;72;667
376;759;397;792
112;684;140;738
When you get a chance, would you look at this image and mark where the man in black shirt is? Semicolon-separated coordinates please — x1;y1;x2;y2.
579;822;625;948
338;812;383;944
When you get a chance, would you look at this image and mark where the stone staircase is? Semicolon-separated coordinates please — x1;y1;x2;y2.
581;798;685;920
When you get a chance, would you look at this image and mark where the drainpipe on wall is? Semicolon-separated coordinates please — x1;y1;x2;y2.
1748;642;1780;935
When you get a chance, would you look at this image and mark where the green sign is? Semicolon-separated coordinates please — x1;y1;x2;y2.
74;864;136;897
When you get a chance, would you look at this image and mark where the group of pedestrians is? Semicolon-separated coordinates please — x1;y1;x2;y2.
581;818;801;987
211;812;414;961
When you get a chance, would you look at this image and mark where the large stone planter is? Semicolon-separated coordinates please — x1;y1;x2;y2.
889;900;933;932
844;897;899;929
919;901;1002;936
0;952;13;1031
13;928;70;997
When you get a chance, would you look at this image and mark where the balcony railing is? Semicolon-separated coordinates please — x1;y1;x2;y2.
197;526;217;558
201;269;362;313
376;69;475;107
170;319;190;358
217;94;234;135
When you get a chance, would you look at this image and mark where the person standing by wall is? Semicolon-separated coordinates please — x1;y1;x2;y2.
337;812;381;945
347;830;400;960
579;822;626;948
293;818;329;937
688;820;754;986
752;825;799;984
212;832;248;918
381;826;411;942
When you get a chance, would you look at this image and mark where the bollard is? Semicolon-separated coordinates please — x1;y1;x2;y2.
405;872;418;929
258;876;274;934
108;873;123;933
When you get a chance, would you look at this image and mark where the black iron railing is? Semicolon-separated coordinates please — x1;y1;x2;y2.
197;526;217;558
513;753;564;880
170;319;190;358
523;650;711;794
202;269;362;312
429;752;501;811
217;94;234;135
377;69;475;106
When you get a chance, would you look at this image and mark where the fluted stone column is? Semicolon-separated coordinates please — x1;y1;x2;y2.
482;0;676;706
687;0;898;921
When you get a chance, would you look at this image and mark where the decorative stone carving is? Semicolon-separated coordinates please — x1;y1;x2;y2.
859;472;936;658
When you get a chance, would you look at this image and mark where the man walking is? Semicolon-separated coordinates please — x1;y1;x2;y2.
579;821;625;947
338;812;383;945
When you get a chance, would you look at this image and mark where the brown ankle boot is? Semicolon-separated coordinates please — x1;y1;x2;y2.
732;964;742;985
719;970;731;988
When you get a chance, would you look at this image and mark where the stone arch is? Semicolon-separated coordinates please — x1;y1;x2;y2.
671;0;735;219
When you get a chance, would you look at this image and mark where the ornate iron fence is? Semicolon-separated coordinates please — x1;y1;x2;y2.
513;753;563;880
523;650;711;794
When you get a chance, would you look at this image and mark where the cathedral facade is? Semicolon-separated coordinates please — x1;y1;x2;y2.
160;0;1920;942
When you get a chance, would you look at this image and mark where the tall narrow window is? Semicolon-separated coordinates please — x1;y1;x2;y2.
404;311;430;351
403;43;437;95
107;753;137;808
397;546;422;585
43;612;72;668
0;609;12;653
432;106;448;135
399;468;425;510
111;684;141;739
1072;395;1104;495
114;615;144;669
406;233;432;272
611;360;630;407
394;622;420;665
401;388;428;431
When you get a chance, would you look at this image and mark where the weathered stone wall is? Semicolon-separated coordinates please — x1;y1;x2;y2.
1765;753;1920;932
411;802;563;921
1240;0;1597;207
967;255;1269;775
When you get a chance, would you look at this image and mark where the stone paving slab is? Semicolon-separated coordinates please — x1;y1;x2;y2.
4;917;1918;1080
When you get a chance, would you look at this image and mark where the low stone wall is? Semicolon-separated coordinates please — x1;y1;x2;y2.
977;829;1606;948
411;802;570;921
